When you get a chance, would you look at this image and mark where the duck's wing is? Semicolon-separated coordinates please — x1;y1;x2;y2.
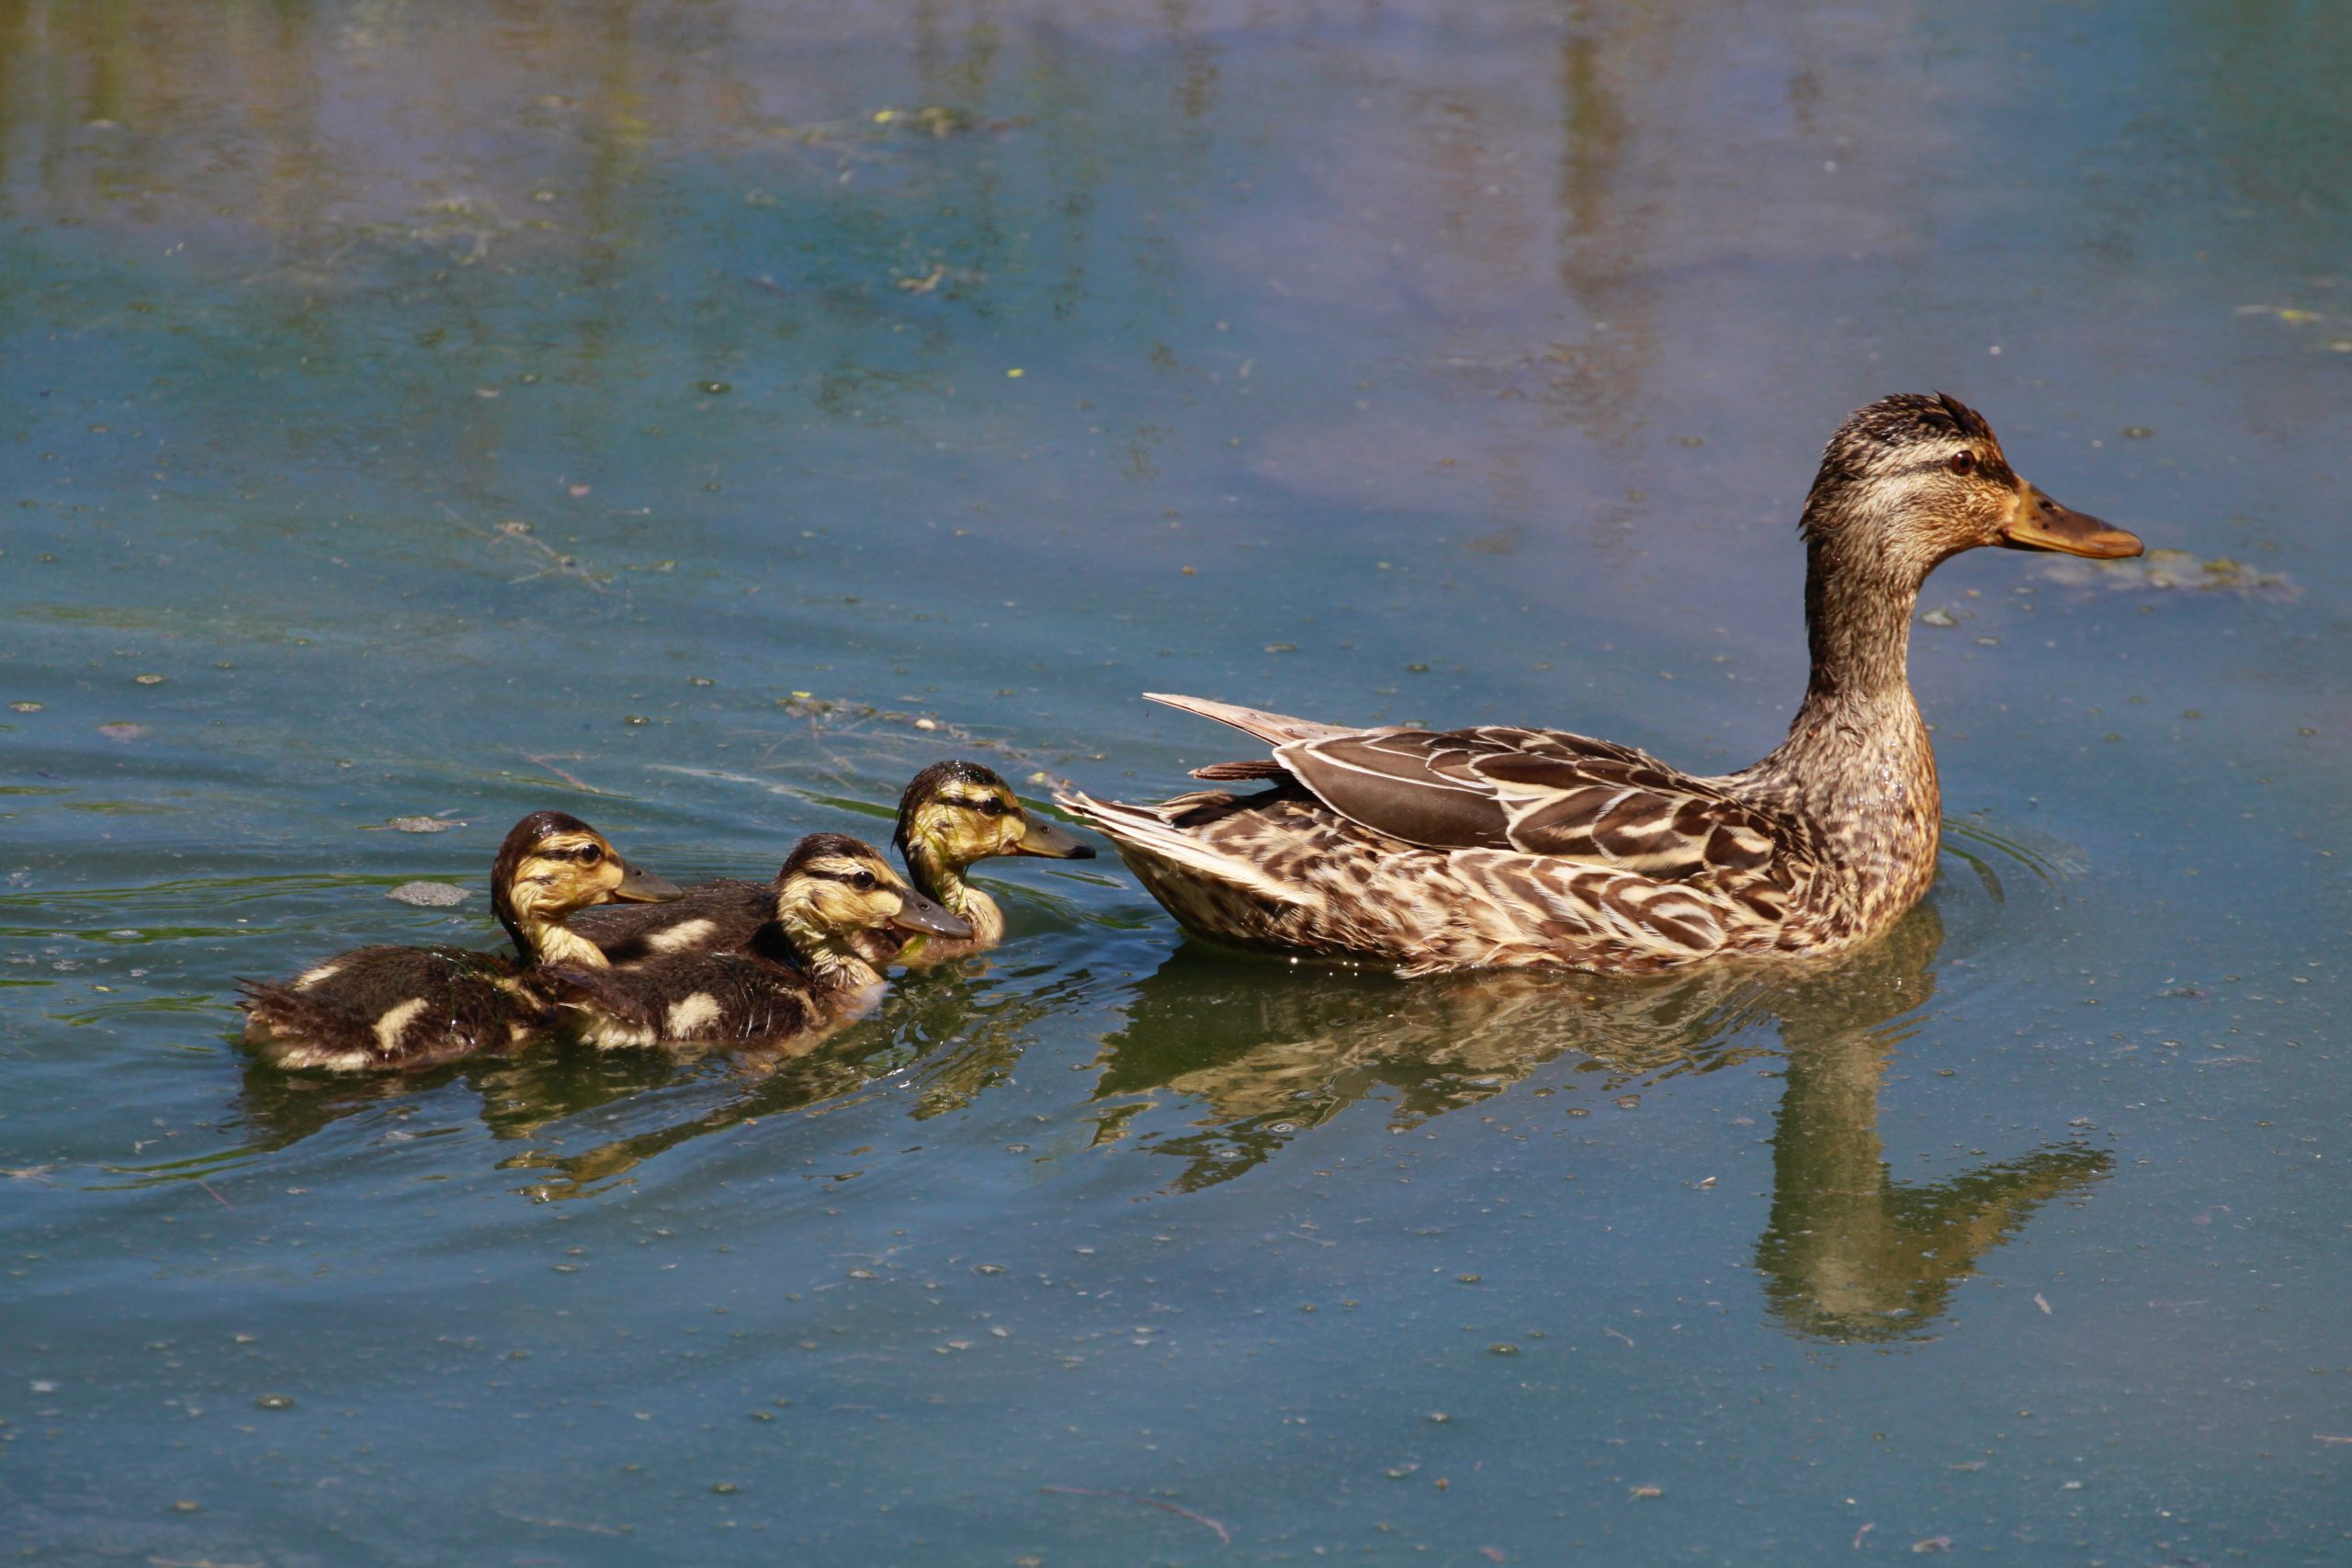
1271;725;1786;879
1142;693;1794;882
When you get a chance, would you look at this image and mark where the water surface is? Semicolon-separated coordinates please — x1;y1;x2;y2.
4;1;2348;1562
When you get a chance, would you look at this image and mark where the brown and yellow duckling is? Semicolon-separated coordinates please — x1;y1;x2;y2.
1060;393;2144;976
571;761;1091;967
239;811;681;1072
548;833;969;1049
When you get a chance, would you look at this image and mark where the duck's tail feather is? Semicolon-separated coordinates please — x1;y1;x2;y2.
1191;759;1290;782
1053;788;1307;908
1140;693;1354;747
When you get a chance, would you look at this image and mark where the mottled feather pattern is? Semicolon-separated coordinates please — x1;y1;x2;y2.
1059;387;2117;980
1067;783;1820;977
1062;662;1954;976
1277;724;1788;877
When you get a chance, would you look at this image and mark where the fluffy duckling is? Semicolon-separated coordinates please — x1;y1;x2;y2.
549;833;970;1049
240;811;681;1072
883;760;1094;964
571;761;1091;966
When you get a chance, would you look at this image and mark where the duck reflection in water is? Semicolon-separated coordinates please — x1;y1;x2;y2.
223;897;2105;1325
225;1037;868;1183
483;964;1093;1199
1091;902;2109;1342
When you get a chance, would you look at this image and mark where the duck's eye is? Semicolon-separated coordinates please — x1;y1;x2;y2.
852;870;877;891
578;843;605;865
978;798;1007;818
1947;450;1977;476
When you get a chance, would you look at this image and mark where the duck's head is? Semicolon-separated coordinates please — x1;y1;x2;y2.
1801;393;2143;582
775;831;973;951
492;810;681;947
894;760;1096;873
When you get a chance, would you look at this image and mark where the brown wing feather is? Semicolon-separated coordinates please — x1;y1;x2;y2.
1141;693;1355;745
1275;730;1514;846
1274;725;1783;878
1191;760;1291;782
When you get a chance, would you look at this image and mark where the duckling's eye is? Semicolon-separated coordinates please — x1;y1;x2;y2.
852;870;877;891
978;798;1008;818
1947;450;1977;476
578;843;604;865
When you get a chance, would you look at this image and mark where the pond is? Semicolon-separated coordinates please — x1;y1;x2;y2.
3;1;2346;1562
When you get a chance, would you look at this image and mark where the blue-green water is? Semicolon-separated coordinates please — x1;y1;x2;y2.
4;1;2348;1562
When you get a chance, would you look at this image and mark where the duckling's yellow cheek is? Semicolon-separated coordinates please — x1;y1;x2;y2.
812;886;865;927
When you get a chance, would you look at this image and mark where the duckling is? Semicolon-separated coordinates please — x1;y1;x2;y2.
570;761;1091;965
549;833;970;1049
880;760;1095;964
239;811;682;1072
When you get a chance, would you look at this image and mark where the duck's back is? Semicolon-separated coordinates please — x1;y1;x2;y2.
570;878;774;962
549;945;831;1048
240;944;534;1071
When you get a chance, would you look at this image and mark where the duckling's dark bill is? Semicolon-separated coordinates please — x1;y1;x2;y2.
612;861;684;902
1013;816;1095;859
893;889;973;938
1998;484;2143;558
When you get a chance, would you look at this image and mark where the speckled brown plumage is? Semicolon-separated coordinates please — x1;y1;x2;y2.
1061;394;2143;976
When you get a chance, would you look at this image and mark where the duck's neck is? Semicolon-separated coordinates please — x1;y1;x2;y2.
496;893;612;972
1796;535;1927;708
903;844;1005;948
1742;538;1941;914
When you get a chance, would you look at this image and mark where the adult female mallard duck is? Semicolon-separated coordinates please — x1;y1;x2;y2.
1059;394;2143;976
570;761;1091;967
239;811;682;1071
549;833;970;1049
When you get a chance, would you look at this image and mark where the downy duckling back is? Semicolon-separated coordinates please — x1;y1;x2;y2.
551;833;969;1050
239;811;680;1071
571;761;1088;965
